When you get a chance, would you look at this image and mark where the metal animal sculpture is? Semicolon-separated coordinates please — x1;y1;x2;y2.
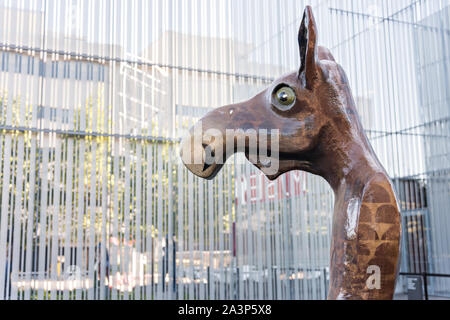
180;6;401;300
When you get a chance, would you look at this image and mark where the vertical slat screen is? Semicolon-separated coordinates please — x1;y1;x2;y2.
0;0;448;300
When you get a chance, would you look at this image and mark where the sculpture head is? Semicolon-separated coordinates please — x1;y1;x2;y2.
180;6;371;188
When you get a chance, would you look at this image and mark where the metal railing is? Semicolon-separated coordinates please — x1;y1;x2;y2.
399;272;450;300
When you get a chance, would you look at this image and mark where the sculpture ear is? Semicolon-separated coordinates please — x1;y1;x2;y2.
298;6;319;89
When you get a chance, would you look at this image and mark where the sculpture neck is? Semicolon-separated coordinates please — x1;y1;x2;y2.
322;136;401;300
314;131;387;199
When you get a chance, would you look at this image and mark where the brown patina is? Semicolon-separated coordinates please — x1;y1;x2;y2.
180;6;401;300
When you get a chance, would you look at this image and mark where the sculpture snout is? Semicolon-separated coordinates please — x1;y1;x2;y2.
179;107;235;179
179;97;282;180
180;126;225;179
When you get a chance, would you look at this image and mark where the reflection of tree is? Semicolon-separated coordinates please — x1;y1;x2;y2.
0;90;236;292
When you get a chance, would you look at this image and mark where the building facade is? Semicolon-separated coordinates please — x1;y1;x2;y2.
0;0;448;300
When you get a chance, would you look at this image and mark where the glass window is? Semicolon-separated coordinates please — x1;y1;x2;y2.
38;60;46;77
86;63;93;80
37;105;45;119
75;62;82;80
27;56;34;75
98;65;105;82
51;61;59;78
1;52;9;71
63;61;70;79
37;105;69;124
14;54;22;73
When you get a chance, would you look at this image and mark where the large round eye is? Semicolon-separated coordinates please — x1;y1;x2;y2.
273;86;296;110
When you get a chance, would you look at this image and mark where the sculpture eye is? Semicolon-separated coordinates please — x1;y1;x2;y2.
273;85;296;110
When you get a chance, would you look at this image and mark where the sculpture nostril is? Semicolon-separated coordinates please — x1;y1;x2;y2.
202;143;216;172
